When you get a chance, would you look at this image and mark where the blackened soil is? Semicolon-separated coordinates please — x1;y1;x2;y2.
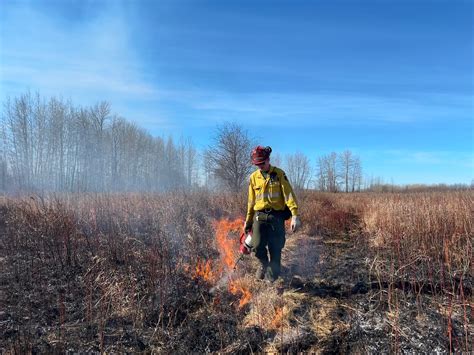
281;231;472;353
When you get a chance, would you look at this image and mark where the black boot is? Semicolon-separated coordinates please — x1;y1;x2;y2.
265;266;278;282
267;246;283;282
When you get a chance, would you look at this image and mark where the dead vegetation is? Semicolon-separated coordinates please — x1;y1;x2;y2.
0;191;472;353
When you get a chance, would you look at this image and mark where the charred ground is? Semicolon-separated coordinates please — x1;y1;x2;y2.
0;191;472;353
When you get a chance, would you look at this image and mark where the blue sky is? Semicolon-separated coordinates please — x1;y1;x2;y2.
1;0;473;184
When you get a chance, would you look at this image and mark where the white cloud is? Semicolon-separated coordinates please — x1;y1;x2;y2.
152;89;472;127
1;2;472;130
0;2;156;102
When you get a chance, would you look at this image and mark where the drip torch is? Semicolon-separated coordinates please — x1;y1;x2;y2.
233;231;253;270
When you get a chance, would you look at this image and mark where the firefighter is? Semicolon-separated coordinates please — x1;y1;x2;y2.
244;146;301;281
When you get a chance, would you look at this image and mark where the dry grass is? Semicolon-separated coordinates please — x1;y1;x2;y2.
243;285;301;331
301;191;472;292
0;190;472;352
0;193;230;352
299;191;367;237
301;190;472;352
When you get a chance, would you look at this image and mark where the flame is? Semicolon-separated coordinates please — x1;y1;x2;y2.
229;280;252;308
193;259;214;282
213;219;254;308
213;219;243;270
191;218;254;309
192;218;242;282
270;306;284;329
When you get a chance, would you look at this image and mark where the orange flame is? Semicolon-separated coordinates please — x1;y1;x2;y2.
270;306;284;329
191;218;254;309
229;280;252;308
193;259;214;282
213;219;254;308
213;219;243;270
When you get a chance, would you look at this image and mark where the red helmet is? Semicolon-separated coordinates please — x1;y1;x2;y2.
251;146;272;165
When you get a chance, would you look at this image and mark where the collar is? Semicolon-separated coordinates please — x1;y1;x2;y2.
260;165;274;178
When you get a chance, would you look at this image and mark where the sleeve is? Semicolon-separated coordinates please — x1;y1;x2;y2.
245;176;256;223
280;170;299;216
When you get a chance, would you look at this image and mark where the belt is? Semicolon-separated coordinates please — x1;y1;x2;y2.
256;208;281;214
255;208;283;224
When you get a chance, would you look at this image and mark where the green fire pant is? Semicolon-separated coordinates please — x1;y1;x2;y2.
252;210;286;280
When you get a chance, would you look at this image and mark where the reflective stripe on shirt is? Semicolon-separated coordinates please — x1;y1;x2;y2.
255;191;281;200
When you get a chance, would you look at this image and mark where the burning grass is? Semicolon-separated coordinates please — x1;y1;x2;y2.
1;193;234;352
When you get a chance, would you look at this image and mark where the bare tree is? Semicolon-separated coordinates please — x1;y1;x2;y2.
352;156;362;192
285;152;311;190
326;152;339;192
1;92;196;193
316;152;339;192
179;137;198;188
204;122;253;192
340;150;353;193
316;156;327;191
316;151;363;193
0;110;9;190
4;93;34;189
90;101;111;132
89;101;110;191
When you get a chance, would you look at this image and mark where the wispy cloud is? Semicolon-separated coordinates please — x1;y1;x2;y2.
150;89;472;127
0;2;156;102
368;149;473;168
1;1;472;132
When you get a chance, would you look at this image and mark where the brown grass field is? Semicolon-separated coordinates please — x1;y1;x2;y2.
0;190;472;353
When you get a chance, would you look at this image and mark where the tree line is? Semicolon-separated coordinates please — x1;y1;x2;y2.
5;92;466;194
1;93;198;192
202;122;363;192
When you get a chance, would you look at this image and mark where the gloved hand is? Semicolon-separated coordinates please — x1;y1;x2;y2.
244;220;253;234
291;216;301;233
